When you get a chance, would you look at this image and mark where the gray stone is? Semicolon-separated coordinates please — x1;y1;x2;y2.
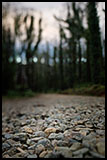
57;140;68;147
27;154;37;158
48;132;64;140
2;143;11;152
72;148;89;156
35;144;45;155
54;146;72;158
45;152;65;158
13;133;27;142
89;151;105;158
37;138;52;149
4;133;13;139
70;142;82;151
34;131;45;137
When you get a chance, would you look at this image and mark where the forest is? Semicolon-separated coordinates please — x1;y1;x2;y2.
2;2;105;159
2;2;105;96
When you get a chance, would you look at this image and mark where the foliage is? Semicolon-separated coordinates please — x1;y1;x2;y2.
2;2;105;96
60;84;105;96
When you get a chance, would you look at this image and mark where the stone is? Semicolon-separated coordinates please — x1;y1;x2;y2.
28;137;44;144
79;129;89;136
34;131;45;137
48;132;64;140
6;139;18;147
96;142;105;155
3;154;10;158
28;144;36;150
22;126;33;133
39;151;48;158
4;133;13;139
13;133;27;142
27;154;37;158
57;140;68;147
54;146;72;158
45;151;65;158
44;127;57;136
64;129;72;139
72;148;89;156
96;129;105;136
89;151;105;158
70;142;82;151
16;147;26;154
2;143;11;152
35;144;45;155
37;138;52;149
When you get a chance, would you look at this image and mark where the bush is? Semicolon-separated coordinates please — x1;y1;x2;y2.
60;84;105;96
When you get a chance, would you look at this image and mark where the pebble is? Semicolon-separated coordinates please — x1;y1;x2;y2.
44;127;57;136
96;142;105;155
48;132;64;140
70;142;82;151
72;148;89;156
4;133;13;139
35;144;45;155
34;131;45;137
54;146;72;158
2;99;105;158
27;154;37;158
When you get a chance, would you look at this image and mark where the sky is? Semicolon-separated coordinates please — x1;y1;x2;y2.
12;2;105;43
3;2;105;53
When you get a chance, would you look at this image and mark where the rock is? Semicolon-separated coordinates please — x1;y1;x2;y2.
64;129;72;139
48;132;64;140
96;129;105;136
72;148;89;156
52;139;58;147
28;150;34;154
13;133;27;142
4;133;13;139
27;154;37;158
45;151;65;158
89;151;105;158
3;154;11;158
35;144;45;155
37;138;52;149
6;139;19;147
16;147;26;154
39;151;48;158
70;142;82;151
79;129;89;136
34;131;45;137
96;142;105;155
54;146;72;158
28;144;36;150
27;137;44;145
68;139;78;146
44;127;57;136
2;143;11;152
22;126;33;133
56;140;68;147
72;133;83;141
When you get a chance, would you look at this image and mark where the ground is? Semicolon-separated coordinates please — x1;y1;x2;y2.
2;94;105;115
2;94;105;158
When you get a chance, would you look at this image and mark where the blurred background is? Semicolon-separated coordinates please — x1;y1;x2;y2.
2;2;105;97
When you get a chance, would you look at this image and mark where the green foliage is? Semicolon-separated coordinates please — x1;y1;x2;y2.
60;84;105;96
7;89;36;98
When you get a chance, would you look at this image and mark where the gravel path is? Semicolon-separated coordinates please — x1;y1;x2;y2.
2;94;105;158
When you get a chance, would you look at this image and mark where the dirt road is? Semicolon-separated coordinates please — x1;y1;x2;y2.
2;94;105;116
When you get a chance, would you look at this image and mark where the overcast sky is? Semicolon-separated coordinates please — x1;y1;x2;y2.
15;2;105;44
4;2;105;47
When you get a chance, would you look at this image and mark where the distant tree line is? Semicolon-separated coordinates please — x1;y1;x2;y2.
2;2;105;94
